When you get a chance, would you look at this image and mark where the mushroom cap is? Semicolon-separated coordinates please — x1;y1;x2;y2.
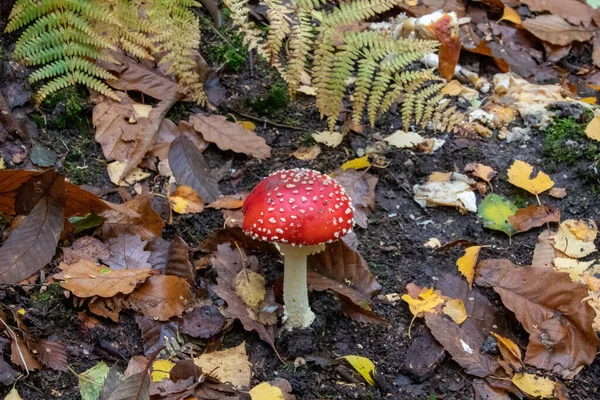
242;169;354;246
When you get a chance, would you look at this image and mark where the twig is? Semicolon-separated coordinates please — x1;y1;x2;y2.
225;108;310;132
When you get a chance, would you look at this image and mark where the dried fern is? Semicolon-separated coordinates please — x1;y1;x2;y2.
226;0;464;131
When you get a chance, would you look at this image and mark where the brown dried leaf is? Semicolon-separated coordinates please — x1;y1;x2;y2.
332;168;377;229
129;275;191;321
10;335;41;372
135;316;180;358
149;377;197;399
100;196;165;241
425;313;499;377
0;170;39;215
57;259;154;298
207;194;247;210
475;259;600;379
168;135;221;203
508;205;560;233
211;243;277;347
307;239;382;308
531;230;567;268
105;370;150;400
472;379;511;400
339;294;390;326
102;234;151;271
522;15;595;46
62;236;111;264
200;227;278;254
548;187;567;199
64;182;110;218
169;185;205;214
0;173;65;284
179;305;226;339
147;237;194;284
88;295;125;322
520;0;592;27
464;163;496;183
190;114;271;160
35;338;67;371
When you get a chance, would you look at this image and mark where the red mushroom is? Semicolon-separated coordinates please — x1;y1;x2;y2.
242;168;354;329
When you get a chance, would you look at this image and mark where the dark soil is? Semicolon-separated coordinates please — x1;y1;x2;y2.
2;8;600;400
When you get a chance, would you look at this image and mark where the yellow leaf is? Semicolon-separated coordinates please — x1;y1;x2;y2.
511;373;555;399
553;258;595;281
297;85;316;96
249;382;285;400
442;299;467;324
293;146;321;161
341;156;370;171
383;130;424;149
554;219;598;258
499;6;521;25
427;172;452;183
312;131;345;147
107;161;150;187
585;115;600;141
581;97;597;105
239;121;256;131
339;355;375;386
401;287;444;317
234;269;266;309
507;160;554;195
491;332;522;368
5;388;23;400
194;343;252;389
169;186;204;214
456;246;481;288
17;308;26;316
0;158;5;170
151;359;175;382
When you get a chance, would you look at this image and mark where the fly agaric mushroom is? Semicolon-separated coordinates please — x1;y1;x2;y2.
242;169;354;329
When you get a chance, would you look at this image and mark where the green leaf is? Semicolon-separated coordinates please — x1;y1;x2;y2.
338;355;375;385
478;194;517;237
69;213;106;235
78;361;110;400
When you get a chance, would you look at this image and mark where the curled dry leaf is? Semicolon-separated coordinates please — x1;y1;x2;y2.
491;332;522;371
414;180;476;214
464;163;496;183
136;316;181;358
194;342;252;389
508;205;560;233
190;114;271;159
57;260;154;298
207;194;246;210
169;185;205;214
476;259;600;379
100;196;165;241
293;146;321;161
548;187;567;199
147;236;194;284
129;275;192;321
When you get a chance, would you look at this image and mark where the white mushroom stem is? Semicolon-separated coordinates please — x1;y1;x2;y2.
278;243;325;330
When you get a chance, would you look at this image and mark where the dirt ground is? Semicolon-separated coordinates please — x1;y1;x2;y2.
2;9;600;400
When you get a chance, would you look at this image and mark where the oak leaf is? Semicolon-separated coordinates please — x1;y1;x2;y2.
507;160;554;195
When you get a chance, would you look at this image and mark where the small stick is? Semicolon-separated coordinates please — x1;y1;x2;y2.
225;108;310;132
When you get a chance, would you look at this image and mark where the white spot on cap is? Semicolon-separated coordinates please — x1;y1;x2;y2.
345;208;352;215
276;228;284;234
280;218;286;223
269;218;276;224
301;197;307;203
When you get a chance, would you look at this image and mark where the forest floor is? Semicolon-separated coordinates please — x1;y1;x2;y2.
2;4;600;400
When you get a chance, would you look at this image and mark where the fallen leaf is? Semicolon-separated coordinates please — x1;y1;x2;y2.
57;259;154;297
0;169;39;215
464;163;496;183
507;160;554;196
520;0;592;26
149;376;197;398
339;355;375;386
292;146;321;161
106;370;150;400
383;130;424;148
179;305;225;339
423;238;442;249
475;259;600;378
339;294;391;327
508;205;560;233
190;114;271;159
107;162;150;187
194;343;252;389
238;121;255;131
136;316;181;358
147;236;195;283
102;234;151;271
169;185;205;214
308;239;382;309
4;389;22;400
129;275;192;321
0;357;18;386
532;230;566;268
62;236;111;264
151;359;175;382
491;332;522;370
332;168;377;229
553;219;597;258
522;15;594;46
427;172;452;183
10;335;41;372
78;362;110;400
207;194;246;210
499;6;521;25
234;269;266;309
341;156;370;171
69;214;106;235
424;313;499;377
478;194;517;237
413;181;476;214
35;338;68;371
511;373;555;399
100;196;165;241
456;246;481;289
443;299;467;324
402;286;444;317
168;135;221;203
297;85;316;96
553;258;595;281
585;115;600;141
312;130;344;147
151;120;208;162
0;172;65;284
249;382;285;400
549;187;568;198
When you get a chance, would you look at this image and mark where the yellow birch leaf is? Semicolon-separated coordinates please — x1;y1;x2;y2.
491;332;522;368
402;287;444;317
581;97;597;105
5;389;23;400
586;115;600;142
554;219;598;258
507;160;554;195
239;121;256;131
499;6;522;25
511;373;555;399
151;359;175;382
341;156;370;171
456;246;481;288
169;186;204;214
249;382;285;400
442;299;467;324
553;258;596;281
339;355;375;386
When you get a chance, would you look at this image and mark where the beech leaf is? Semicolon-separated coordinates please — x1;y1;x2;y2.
35;338;68;371
522;15;595;46
100;196;165;241
129;275;192;321
102;234;151;271
136;316;181;358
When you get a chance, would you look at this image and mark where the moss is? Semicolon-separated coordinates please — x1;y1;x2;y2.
511;194;529;209
544;115;598;166
200;12;246;72
28;283;64;307
166;102;190;124
248;84;290;117
38;86;90;130
63;130;106;185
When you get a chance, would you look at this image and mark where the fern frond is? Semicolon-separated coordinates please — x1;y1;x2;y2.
321;0;397;27
285;4;314;98
223;0;268;57
29;57;115;83
265;0;292;67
